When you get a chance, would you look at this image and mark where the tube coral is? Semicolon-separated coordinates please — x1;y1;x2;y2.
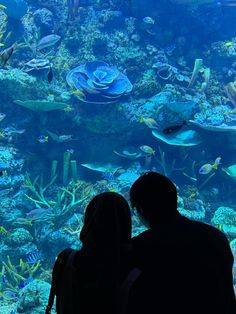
225;82;236;108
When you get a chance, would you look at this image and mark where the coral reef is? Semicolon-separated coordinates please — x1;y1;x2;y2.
66;60;133;104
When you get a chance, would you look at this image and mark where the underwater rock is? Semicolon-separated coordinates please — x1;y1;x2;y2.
33;8;54;32
178;201;206;221
17;280;52;314
66;61;133;104
166;101;198;116
211;206;236;225
0;146;24;189
0;68;47;101
152;129;202;146
117;172;140;188
5;228;33;246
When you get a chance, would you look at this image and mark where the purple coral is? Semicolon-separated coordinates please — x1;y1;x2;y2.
66;61;133;104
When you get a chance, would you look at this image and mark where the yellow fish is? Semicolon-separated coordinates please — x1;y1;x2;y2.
199;157;221;174
0;43;4;47
225;41;234;46
0;4;6;10
140;145;155;155
140;117;158;129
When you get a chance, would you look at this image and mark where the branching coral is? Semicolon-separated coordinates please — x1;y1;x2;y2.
0;256;41;293
23;174;90;226
23;173;57;208
153;146;185;177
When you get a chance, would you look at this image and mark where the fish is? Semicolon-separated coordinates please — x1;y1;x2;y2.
140;145;155;155
140;117;158;129
12;218;33;226
142;17;155;25
199;157;221;175
38;135;49;143
1;275;6;284
225;41;234;46
0;4;6;10
36;34;61;51
162;121;187;135
0;43;4;47
26;207;52;220
47;66;53;83
47;130;76;143
0;44;15;66
2;127;25;137
0;113;6;121
27;250;41;264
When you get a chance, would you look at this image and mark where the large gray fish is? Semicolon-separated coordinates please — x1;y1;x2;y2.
36;34;61;51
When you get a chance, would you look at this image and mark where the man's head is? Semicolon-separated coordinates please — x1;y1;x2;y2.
130;172;178;227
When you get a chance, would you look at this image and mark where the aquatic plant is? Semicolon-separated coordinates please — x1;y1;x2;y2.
153;146;185;177
66;61;133;104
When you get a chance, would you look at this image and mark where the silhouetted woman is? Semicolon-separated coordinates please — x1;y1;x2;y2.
57;192;133;314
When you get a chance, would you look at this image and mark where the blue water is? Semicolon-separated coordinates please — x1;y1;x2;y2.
0;0;235;311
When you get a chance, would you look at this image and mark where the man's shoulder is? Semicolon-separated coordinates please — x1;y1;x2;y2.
184;217;229;243
132;216;229;247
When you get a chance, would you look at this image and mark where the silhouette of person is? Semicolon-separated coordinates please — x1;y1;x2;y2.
58;192;133;314
127;172;236;314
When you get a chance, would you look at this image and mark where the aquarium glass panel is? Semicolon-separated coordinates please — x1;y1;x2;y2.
0;0;235;312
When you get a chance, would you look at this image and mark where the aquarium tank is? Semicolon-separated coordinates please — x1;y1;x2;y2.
0;0;235;312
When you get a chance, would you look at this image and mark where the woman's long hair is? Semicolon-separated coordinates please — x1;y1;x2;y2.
78;192;132;313
80;191;132;256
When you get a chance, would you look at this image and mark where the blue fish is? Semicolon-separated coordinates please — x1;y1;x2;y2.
1;274;6;284
18;283;25;289
26;250;41;264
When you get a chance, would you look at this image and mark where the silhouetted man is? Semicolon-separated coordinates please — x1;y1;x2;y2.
128;172;235;314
